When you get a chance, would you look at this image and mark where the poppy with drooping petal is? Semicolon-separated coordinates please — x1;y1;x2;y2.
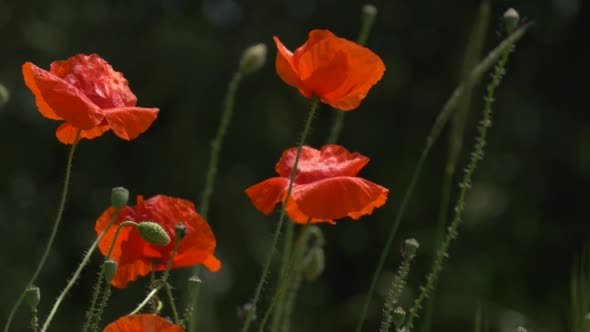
23;54;159;144
273;29;385;111
103;314;183;332
245;145;389;224
95;195;220;288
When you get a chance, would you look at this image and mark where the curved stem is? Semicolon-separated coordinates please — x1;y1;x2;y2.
41;208;120;332
354;22;532;332
241;99;319;332
404;45;513;331
129;285;163;315
82;220;138;332
4;131;81;332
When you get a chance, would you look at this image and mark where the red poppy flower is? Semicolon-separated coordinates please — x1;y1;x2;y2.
245;145;389;224
95;195;220;288
22;54;159;144
103;314;183;332
273;29;385;111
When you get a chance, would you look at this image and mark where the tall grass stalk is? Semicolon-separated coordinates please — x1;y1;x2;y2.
240;99;319;332
354;21;532;332
188;43;266;332
570;242;590;332
422;2;491;331
403;29;516;331
4;131;81;332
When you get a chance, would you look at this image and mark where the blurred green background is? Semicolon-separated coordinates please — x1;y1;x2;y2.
0;0;588;331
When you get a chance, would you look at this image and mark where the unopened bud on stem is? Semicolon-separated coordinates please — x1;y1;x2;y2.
392;306;406;327
503;8;520;34
25;286;40;310
137;222;171;246
239;43;267;75
0;84;9;108
111;187;129;209
402;238;419;260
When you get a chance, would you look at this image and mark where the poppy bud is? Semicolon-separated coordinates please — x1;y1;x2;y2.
515;327;527;332
239;43;267;75
503;8;520;34
187;275;202;299
361;4;378;22
303;247;325;282
585;312;590;320
111;187;129;209
25;286;40;310
402;238;419;260
104;259;117;283
392;306;406;328
175;223;187;241
137;221;171;246
0;83;9;108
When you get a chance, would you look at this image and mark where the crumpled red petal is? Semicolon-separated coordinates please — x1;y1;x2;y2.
103;314;183;332
22;62;103;128
275;145;370;183
95;195;220;288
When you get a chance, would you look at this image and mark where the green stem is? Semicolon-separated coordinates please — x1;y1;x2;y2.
241;99;319;332
30;309;38;332
380;257;412;332
83;221;138;332
354;22;532;332
41;209;120;332
162;237;182;325
326;5;377;145
188;69;244;332
270;221;295;331
422;4;491;331
404;45;513;332
199;71;243;220
129;285;163;315
4;131;81;332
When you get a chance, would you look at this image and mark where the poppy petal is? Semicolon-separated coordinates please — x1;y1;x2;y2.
103;314;183;332
203;255;222;272
273;36;302;90
49;54;138;109
290;176;388;221
102;107;159;140
301;50;349;98
245;177;290;215
22;62;104;129
275;145;370;183
321;44;385;111
284;199;334;224
55;122;110;144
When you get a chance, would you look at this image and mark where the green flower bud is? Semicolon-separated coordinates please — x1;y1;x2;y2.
361;4;378;21
175;223;187;241
111;187;129;209
104;259;117;283
585;312;590;320
503;8;520;34
137;221;171;246
515;327;527;332
303;247;325;282
239;43;267;75
0;83;9;108
187;275;202;299
25;286;40;310
392;306;406;328
402;238;419;260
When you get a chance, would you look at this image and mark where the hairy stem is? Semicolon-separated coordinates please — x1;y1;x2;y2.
241;99;319;332
4;131;81;332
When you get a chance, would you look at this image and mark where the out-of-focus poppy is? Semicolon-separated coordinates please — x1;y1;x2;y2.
95;195;220;288
273;29;385;111
103;314;183;332
22;54;159;144
245;145;389;224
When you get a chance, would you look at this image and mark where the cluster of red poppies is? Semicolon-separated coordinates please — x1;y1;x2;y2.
23;29;387;331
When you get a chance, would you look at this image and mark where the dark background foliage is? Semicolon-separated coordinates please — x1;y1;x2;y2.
0;0;587;331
